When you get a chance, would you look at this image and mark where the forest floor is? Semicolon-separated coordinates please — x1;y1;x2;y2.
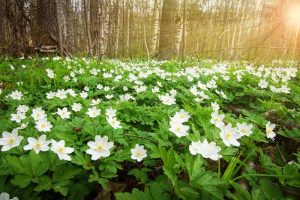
0;57;299;200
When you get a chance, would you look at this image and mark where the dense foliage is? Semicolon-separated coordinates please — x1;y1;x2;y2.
0;57;300;200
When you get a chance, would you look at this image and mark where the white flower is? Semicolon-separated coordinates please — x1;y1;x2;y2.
87;107;101;118
119;93;135;101
16;123;28;130
210;111;225;128
159;93;176;105
80;91;88;99
9;90;23;100
266;121;276;140
63;75;70;82
216;90;228;99
190;85;199;96
280;85;290;94
152;86;160;93
51;140;74;161
91;99;101;106
270;86;281;93
104;86;110;91
35;119;53;132
0;192;18;200
46;91;56;99
86;135;114;160
46;69;55;78
237;122;253;137
55;89;67;99
171;110;190;123
169;121;189;138
16;105;29;113
57;107;71;119
170;89;177;96
207;79;217;88
67;89;77;97
23;135;51;154
105;94;114;99
84;86;89;91
211;101;220;111
31;107;46;121
71;103;82;112
189;141;202;155
72;77;77;82
219;123;240;147
97;84;103;90
106;116;122;129
131;144;147;162
258;79;268;89
0;129;23;151
11;112;26;123
105;107;117;117
189;139;222;161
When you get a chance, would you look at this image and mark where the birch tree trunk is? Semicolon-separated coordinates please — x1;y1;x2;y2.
151;0;160;56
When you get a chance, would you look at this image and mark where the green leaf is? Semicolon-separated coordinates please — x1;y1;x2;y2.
52;164;82;182
115;182;171;200
186;155;205;181
71;151;91;169
68;183;89;200
229;180;252;200
180;186;200;199
52;180;70;196
5;156;26;174
29;151;49;177
35;175;52;192
128;168;150;183
54;186;69;196
88;173;109;188
11;174;32;188
260;178;283;200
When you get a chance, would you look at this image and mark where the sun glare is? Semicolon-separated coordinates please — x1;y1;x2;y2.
287;3;300;27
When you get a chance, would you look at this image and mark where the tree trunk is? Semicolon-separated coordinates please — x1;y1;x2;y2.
84;0;92;55
5;0;29;56
180;0;186;61
55;0;64;56
151;0;160;56
158;0;180;59
114;0;121;57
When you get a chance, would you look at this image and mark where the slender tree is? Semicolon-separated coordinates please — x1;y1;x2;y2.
158;0;180;59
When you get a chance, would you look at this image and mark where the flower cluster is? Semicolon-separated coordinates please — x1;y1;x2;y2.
169;110;190;138
189;139;221;161
31;107;53;132
105;108;122;129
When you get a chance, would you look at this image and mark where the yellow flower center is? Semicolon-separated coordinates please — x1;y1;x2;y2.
57;147;65;153
35;142;41;148
225;132;232;140
8;138;15;144
175;127;182;132
96;144;104;151
135;151;142;157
